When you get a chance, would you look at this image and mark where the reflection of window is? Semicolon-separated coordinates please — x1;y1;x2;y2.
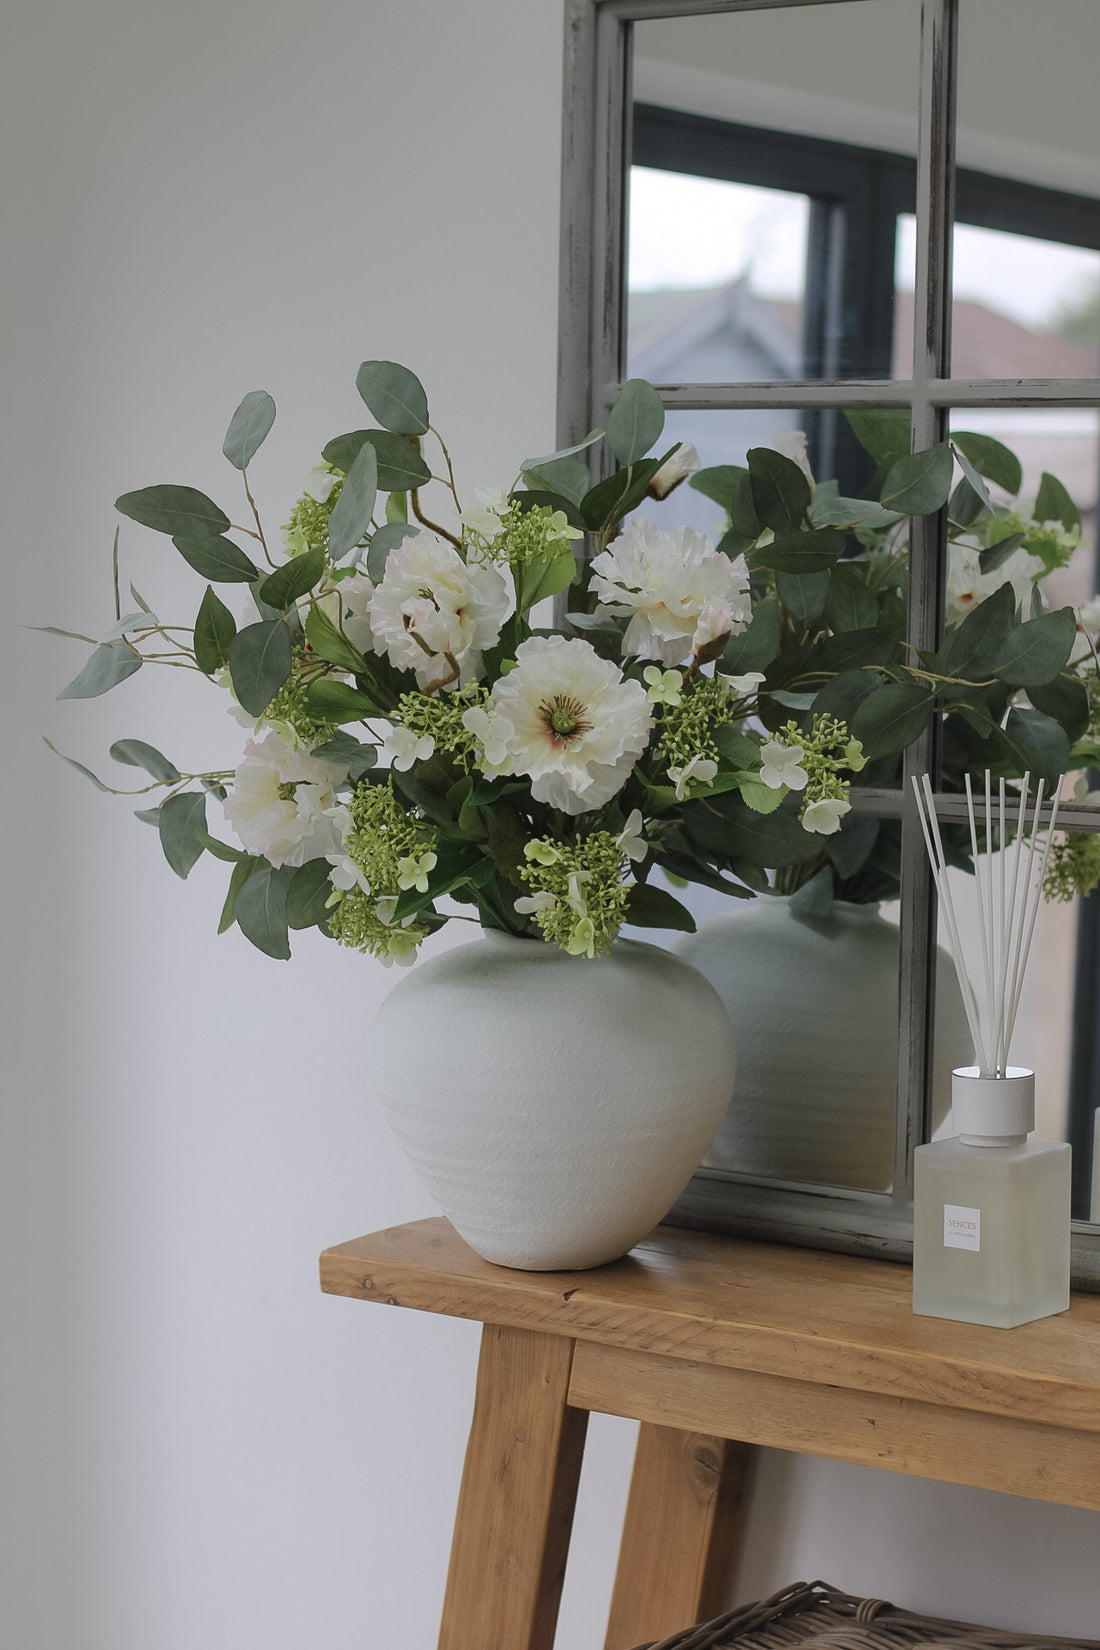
560;0;1100;1257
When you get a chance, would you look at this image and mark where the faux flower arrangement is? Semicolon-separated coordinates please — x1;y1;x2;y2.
683;410;1098;909
45;363;1096;961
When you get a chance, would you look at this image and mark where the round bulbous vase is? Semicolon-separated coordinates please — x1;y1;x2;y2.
372;930;737;1270
673;897;972;1191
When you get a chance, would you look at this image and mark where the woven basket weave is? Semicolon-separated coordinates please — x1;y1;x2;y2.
628;1580;1100;1650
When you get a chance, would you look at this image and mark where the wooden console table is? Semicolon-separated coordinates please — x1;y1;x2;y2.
320;1218;1100;1650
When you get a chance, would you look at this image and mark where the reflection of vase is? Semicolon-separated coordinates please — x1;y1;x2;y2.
372;931;736;1270
673;898;971;1191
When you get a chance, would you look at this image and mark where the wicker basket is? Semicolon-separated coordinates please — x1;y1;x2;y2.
628;1580;1100;1650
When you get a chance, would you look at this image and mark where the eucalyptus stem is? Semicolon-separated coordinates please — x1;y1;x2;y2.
428;425;462;514
241;467;274;566
410;487;462;551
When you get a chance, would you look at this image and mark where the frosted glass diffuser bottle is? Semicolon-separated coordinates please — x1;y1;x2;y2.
913;1067;1071;1328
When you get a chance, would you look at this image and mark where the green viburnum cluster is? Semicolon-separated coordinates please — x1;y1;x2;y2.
281;470;344;559
657;675;733;775
986;509;1080;574
394;685;489;769
467;500;581;567
262;658;339;748
767;715;864;829
1044;833;1100;903
325;781;435;964
516;833;631;958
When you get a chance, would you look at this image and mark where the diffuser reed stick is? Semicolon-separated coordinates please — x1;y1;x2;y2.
911;772;1062;1078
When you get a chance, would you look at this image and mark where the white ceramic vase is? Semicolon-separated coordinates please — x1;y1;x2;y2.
372;930;737;1270
673;897;972;1190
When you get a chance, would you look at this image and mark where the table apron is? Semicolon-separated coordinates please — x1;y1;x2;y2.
569;1341;1100;1512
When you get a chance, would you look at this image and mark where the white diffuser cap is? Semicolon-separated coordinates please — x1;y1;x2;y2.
952;1066;1035;1145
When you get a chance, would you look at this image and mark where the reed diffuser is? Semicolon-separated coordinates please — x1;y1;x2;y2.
911;773;1071;1328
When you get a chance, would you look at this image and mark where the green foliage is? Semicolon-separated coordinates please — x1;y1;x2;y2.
222;390;276;470
193;586;236;675
158;791;207;878
327;440;378;562
172;535;260;582
58;641;142;699
117;485;229;538
605;378;665;466
227;620;293;715
356;360;429;436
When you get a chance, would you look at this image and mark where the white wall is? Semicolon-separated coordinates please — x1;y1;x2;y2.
4;3;1100;1647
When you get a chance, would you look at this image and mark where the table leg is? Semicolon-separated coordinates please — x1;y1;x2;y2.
438;1324;588;1650
604;1425;751;1650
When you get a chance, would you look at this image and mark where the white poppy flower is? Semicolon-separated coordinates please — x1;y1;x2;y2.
224;732;347;868
668;755;718;801
484;634;653;815
369;531;509;690
591;518;750;666
382;725;435;772
802;795;851;835
760;741;808;792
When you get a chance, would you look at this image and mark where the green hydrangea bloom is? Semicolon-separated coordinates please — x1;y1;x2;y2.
657;675;733;772
1044;834;1100;903
466;500;581;568
281;470;345;559
326;781;435;963
394;685;490;769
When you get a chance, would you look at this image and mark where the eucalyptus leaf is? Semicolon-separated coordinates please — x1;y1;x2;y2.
728;471;761;540
234;864;293;959
769;690;817;710
520;456;591;507
193;586;237;675
521;430;604;469
366;521;418;582
311;732;378;778
158;791;207;879
850;682;934;759
812;668;880;727
605;378;665;465
950;443;993;514
824;563;878;632
58;641;142;699
747;448;811;533
134;807;163;826
286;858;337;929
952;431;1022;495
355;360;429;436
26;624;99;644
689;794;818;868
222;390;276;470
689;464;746;511
43;737;116;793
218;856;263;934
117;485;230;538
713;726;760;767
1003;707;1071;788
811;493;893;531
580;453;666;530
754;526;846;574
624;883;696;933
303;604;368;674
100;611;157;642
722;595;781;672
515;548;577;612
777;566;829;627
1034;471;1081;534
1027;674;1089;743
327;440;378;561
321;430;431;492
978;532;1026;575
195;828;249;864
227;620;293;716
843;409;910;464
258;546;326;610
109;739;180;783
304;679;380;722
879;444;954;515
172;534;260;583
991;606;1075;688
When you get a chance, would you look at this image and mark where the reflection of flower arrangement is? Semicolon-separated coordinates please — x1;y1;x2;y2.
47;367;873;963
681;410;1098;909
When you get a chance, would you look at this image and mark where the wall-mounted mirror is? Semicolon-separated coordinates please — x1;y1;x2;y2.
560;0;1100;1277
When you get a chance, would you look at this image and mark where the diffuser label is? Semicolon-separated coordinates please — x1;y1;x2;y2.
944;1204;981;1251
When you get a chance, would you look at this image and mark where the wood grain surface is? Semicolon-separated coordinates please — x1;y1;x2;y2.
320;1219;1100;1432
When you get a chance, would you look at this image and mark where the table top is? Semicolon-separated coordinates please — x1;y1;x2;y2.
320;1219;1100;1433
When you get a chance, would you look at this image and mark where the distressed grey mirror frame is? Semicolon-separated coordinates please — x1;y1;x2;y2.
557;0;1100;1284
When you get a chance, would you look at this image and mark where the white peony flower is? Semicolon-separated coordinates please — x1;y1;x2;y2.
224;732;347;868
369;532;509;690
668;755;718;801
590;518;751;666
382;725;435;771
483;634;653;815
647;442;700;499
802;795;851;835
760;741;808;792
